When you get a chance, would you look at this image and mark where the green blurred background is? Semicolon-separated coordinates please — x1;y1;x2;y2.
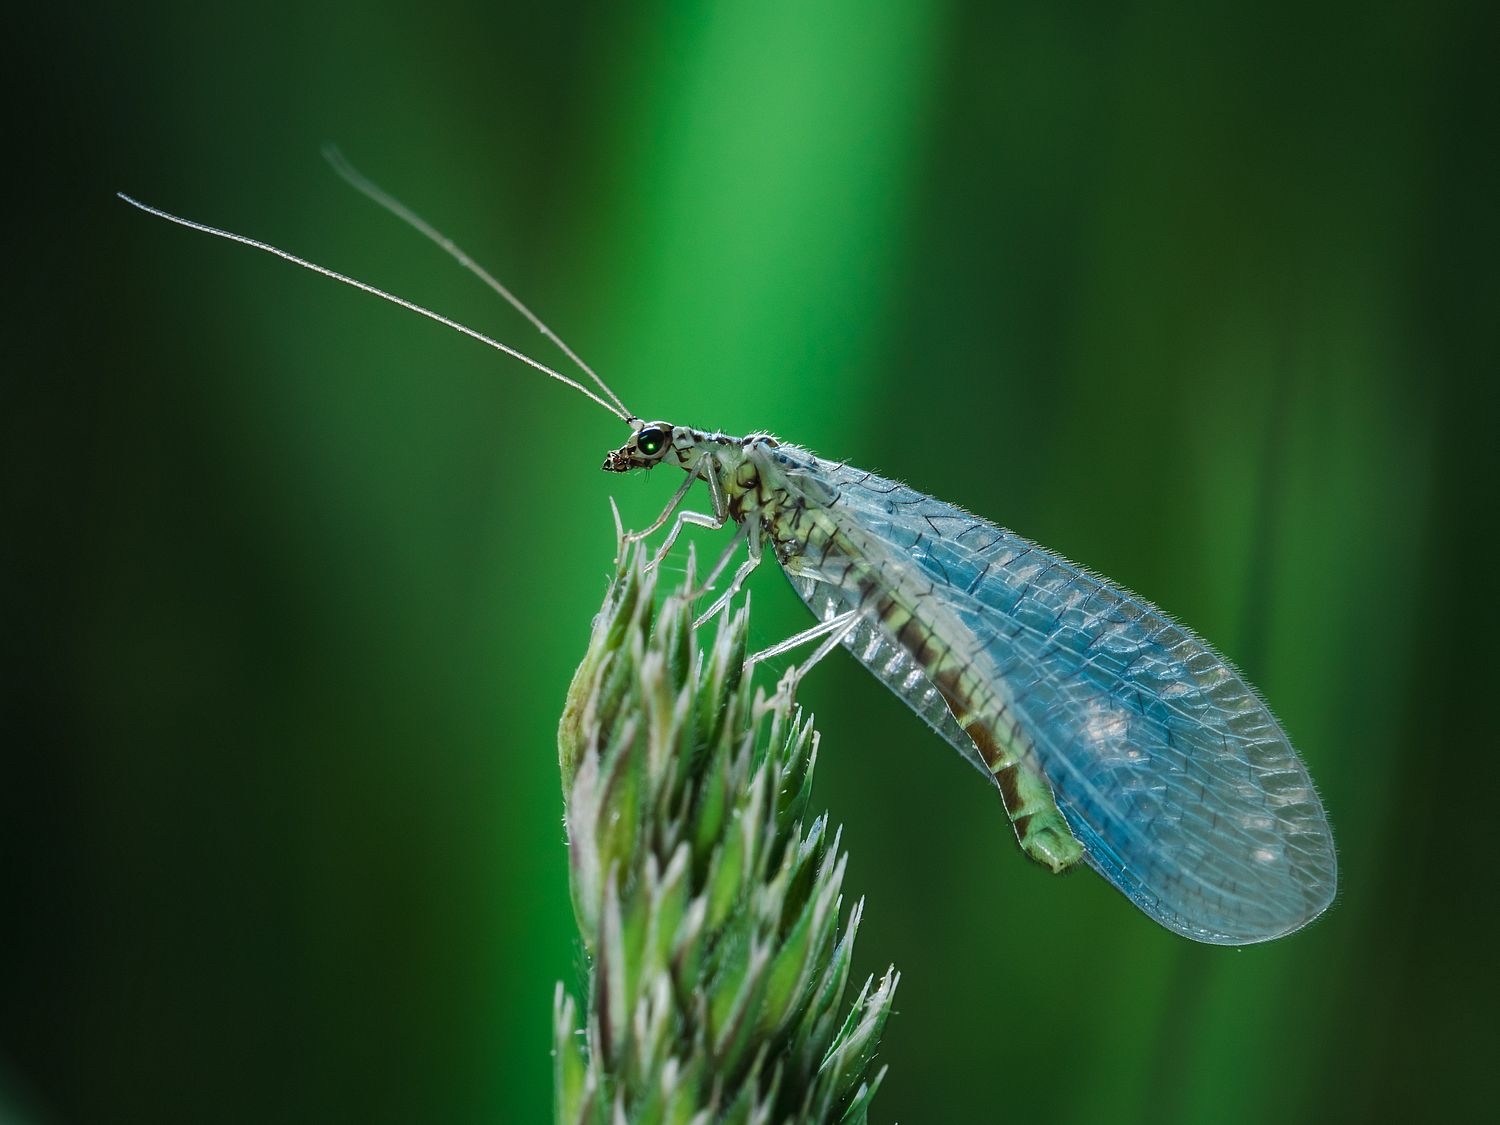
6;1;1495;1122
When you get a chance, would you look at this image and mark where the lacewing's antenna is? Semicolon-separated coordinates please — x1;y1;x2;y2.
116;192;634;424
323;145;636;425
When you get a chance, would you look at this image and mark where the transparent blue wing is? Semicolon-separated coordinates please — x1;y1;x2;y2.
783;453;1337;944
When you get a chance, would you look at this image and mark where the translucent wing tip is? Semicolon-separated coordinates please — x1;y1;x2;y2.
1076;808;1338;945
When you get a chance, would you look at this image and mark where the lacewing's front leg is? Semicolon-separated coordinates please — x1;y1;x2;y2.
619;471;697;551
621;456;731;572
614;455;768;625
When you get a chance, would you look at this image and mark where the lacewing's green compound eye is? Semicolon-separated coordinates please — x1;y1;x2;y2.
118;155;1337;945
636;426;667;457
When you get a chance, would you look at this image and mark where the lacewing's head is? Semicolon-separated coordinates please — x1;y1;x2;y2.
603;421;677;473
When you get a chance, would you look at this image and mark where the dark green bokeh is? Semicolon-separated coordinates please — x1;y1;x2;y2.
5;2;1494;1122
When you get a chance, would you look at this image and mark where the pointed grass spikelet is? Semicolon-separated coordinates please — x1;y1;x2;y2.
555;544;898;1124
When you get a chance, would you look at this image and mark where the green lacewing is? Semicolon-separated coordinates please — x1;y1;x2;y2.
119;155;1336;943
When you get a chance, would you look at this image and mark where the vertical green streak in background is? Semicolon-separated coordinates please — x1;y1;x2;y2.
515;7;947;1115
587;1;948;443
